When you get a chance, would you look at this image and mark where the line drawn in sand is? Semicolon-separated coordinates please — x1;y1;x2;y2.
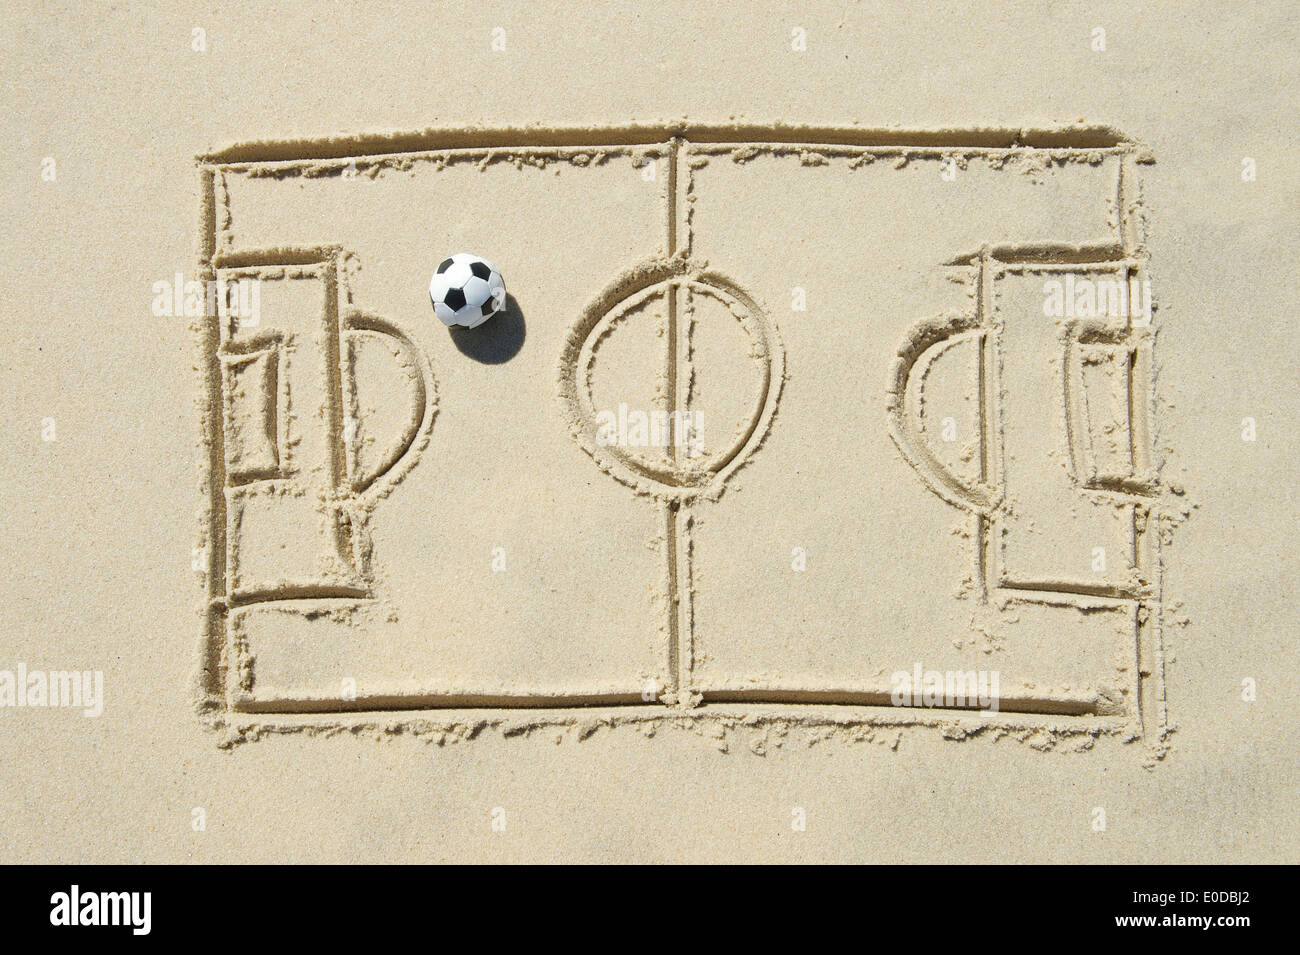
887;247;1165;742
199;245;435;698
196;125;1174;754
557;249;785;706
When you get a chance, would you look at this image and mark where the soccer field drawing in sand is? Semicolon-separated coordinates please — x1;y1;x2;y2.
196;125;1175;753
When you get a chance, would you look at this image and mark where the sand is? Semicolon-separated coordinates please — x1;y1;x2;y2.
1;0;1296;863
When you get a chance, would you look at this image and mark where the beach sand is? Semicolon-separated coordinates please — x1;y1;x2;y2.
0;0;1296;863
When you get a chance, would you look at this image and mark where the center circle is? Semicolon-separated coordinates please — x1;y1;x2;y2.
557;258;783;500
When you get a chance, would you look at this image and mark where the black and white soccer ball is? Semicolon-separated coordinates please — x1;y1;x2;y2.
429;253;506;329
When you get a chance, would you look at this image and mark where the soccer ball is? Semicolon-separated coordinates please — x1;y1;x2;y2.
429;253;506;329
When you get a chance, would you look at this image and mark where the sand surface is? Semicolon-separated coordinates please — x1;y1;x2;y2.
1;0;1296;863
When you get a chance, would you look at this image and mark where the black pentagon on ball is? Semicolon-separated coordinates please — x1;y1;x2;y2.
469;260;491;281
481;295;496;315
436;257;455;274
443;287;466;311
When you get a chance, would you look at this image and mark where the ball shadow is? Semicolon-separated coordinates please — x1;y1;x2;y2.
448;294;526;364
